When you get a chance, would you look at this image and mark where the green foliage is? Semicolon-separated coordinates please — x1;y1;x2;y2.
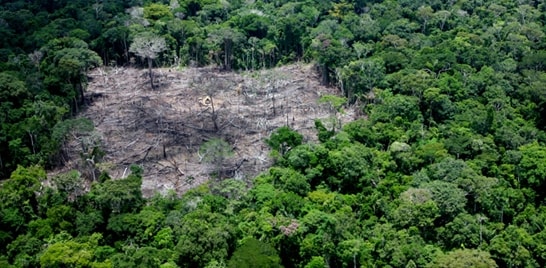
323;143;377;193
422;181;467;222
41;37;102;103
144;4;173;21
318;95;346;112
437;213;490;249
489;225;538;267
268;167;310;196
3;0;546;267
174;209;236;268
200;138;233;165
88;166;144;214
132;247;173;268
0;72;29;104
427;249;498;268
227;238;282;268
341;58;385;100
391;188;440;230
199;138;234;178
304;256;325;268
1;165;45;205
517;142;546;189
52;170;86;202
40;240;94;267
314;120;335;143
39;233;111;268
266;127;303;156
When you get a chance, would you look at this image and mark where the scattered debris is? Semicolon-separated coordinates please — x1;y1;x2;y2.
53;64;355;197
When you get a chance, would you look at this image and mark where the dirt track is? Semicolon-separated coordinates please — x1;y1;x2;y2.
58;64;354;197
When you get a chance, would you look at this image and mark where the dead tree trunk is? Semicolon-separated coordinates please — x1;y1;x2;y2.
210;97;219;132
148;57;154;89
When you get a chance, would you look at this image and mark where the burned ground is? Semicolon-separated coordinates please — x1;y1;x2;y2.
55;64;355;197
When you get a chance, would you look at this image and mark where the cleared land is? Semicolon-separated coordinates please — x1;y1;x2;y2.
57;64;355;196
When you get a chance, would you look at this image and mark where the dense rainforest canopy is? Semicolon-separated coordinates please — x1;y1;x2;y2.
1;0;546;267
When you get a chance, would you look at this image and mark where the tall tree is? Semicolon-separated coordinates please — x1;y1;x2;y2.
129;32;167;89
40;37;102;110
207;25;244;71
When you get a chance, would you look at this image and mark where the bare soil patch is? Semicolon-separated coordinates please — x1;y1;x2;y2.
56;64;355;197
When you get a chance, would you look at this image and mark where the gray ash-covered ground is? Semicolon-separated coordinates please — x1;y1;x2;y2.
55;64;355;197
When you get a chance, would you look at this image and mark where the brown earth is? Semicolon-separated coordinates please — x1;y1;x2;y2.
56;64;356;197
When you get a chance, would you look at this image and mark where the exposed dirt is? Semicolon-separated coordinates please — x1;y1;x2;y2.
56;64;356;197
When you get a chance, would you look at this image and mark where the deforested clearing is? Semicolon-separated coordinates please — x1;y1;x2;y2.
56;64;354;196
